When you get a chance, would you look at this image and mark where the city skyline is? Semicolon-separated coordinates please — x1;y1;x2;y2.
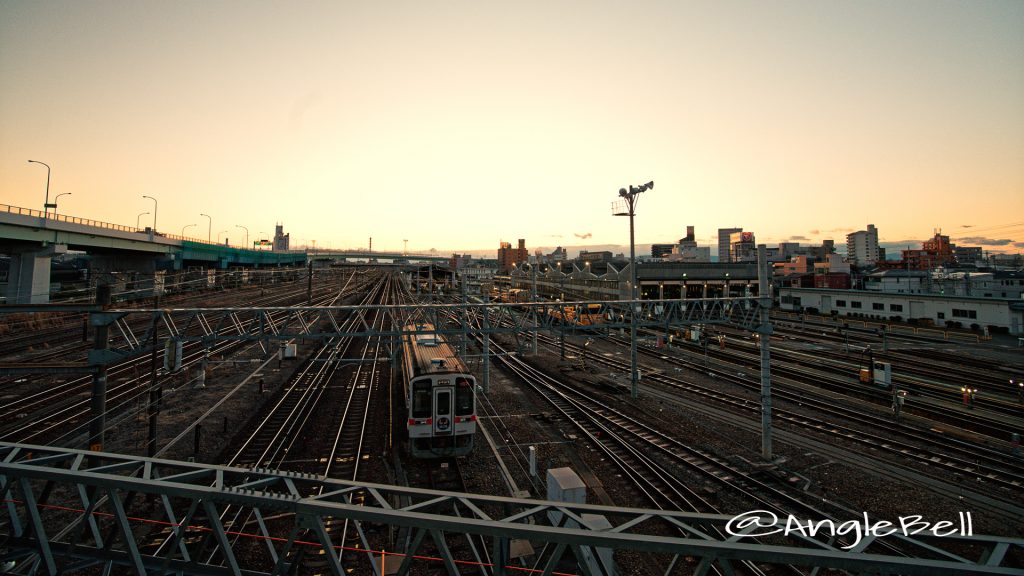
2;1;1022;254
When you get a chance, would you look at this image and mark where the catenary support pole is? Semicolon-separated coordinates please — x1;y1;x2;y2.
147;297;162;457
757;244;773;460
88;284;112;453
531;264;538;355
307;261;313;304
483;304;490;392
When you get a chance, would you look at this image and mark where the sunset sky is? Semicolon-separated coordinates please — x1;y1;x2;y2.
2;1;1022;256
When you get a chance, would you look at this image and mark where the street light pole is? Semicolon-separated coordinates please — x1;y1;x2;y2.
181;223;196;237
218;230;229;245
200;213;212;243
53;192;71;218
142;195;158;231
27;160;51;218
613;180;653;399
137;211;150;231
236;225;249;249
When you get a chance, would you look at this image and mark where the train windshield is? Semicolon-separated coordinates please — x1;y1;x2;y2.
436;390;451;416
455;377;474;416
412;379;432;418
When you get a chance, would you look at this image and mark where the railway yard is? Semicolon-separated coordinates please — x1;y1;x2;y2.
1;266;1022;575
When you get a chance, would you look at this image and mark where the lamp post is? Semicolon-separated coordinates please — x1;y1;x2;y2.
137;211;150;231
181;223;196;237
236;225;249;249
53;192;71;218
612;180;653;399
218;230;229;245
27;160;52;218
200;213;212;243
142;195;157;231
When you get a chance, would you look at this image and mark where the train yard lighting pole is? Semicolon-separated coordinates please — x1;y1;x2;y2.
613;180;653;399
236;225;249;249
142;195;158;232
28;159;52;218
181;223;196;237
136;211;150;231
53;192;71;218
200;213;212;243
756;244;774;460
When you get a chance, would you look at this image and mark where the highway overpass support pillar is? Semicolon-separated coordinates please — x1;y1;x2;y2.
5;243;67;304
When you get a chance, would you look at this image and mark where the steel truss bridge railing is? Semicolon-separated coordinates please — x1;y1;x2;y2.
1;443;1019;576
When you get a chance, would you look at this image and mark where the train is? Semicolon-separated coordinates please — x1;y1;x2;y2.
546;303;605;326
400;323;477;458
491;287;531;303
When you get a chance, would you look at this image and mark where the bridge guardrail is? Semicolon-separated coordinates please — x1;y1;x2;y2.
2;203;236;247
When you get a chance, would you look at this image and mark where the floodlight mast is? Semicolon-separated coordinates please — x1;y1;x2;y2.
612;181;653;398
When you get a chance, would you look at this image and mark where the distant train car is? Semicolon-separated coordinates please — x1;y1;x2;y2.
507;288;530;303
401;323;477;458
575;303;604;326
547;303;603;326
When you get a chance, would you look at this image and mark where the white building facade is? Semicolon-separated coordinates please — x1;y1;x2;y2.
846;224;879;266
779;287;1023;335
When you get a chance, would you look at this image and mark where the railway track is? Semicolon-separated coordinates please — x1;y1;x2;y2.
570;334;1024;501
0;273;371;447
144;272;398;574
659;332;1023;437
475;332;933;574
714;323;1023;404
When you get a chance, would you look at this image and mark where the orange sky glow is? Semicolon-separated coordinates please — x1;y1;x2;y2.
2;1;1022;256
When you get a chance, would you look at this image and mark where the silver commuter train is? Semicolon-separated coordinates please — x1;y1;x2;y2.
400;323;477;458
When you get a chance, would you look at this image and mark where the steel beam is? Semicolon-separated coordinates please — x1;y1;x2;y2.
1;442;1020;575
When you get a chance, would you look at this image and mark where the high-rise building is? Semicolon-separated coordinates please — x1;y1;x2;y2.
651;244;675;259
901;229;956;270
730;231;756;262
846;224;879;266
663;225;710;262
497;239;528;272
273;223;290;251
718;228;742;262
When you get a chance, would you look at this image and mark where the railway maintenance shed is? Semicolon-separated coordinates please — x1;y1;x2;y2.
779;287;1024;335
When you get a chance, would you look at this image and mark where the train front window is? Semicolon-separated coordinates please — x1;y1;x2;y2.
436;390;451;416
455;377;474;415
412;379;432;418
